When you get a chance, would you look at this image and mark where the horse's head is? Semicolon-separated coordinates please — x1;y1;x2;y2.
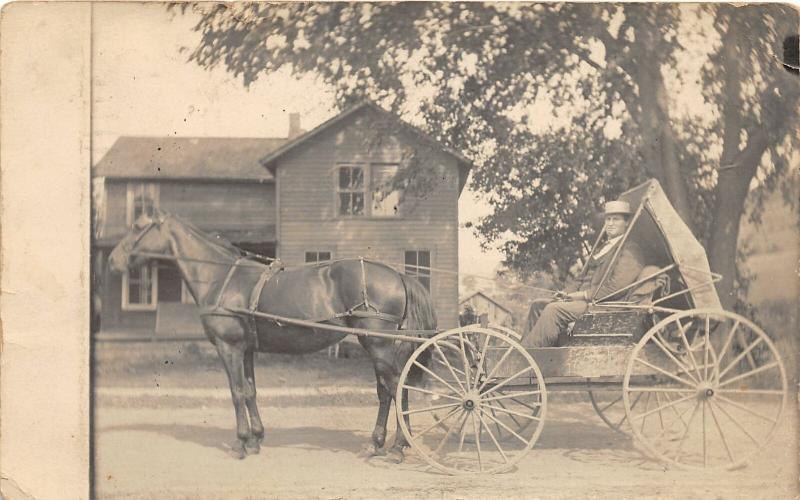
108;210;171;273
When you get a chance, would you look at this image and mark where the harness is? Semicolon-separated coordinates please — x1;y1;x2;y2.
202;257;407;348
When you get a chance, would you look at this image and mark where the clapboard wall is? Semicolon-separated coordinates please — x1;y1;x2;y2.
98;179;275;241
275;111;460;328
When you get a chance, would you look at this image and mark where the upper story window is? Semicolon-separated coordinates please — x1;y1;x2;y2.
337;166;365;216
305;251;332;263
336;164;400;218
127;182;159;226
405;250;431;291
371;164;400;217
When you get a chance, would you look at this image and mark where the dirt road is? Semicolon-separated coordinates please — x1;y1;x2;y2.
94;391;798;499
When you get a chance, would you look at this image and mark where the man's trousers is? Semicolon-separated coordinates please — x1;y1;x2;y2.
523;298;589;347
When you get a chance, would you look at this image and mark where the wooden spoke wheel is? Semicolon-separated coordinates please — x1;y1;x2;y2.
396;326;547;474
623;309;788;470
588;388;632;435
486;324;522;341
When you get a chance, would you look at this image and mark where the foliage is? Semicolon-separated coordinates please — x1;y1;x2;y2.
180;3;799;298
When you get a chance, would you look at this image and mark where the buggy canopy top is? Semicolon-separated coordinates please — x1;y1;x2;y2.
595;179;723;311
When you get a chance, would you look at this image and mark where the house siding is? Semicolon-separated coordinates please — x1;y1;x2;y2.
99;179;276;241
277;111;460;328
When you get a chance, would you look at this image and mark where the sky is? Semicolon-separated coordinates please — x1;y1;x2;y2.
92;3;506;279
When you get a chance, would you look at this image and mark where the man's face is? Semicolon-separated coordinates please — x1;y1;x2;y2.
604;214;629;238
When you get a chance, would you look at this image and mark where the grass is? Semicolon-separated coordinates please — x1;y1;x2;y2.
752;299;799;383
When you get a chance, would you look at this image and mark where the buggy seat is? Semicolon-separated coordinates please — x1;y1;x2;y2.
559;265;669;346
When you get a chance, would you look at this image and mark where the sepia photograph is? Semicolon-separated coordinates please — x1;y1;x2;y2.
1;1;798;499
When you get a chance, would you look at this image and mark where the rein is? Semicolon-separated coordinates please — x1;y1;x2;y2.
128;251;561;296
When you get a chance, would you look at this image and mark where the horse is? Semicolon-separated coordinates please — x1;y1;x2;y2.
108;209;436;461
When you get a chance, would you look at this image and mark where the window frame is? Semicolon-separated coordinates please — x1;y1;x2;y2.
121;261;159;311
304;250;334;263
403;249;433;293
369;163;401;218
334;163;402;219
335;164;367;217
126;182;160;226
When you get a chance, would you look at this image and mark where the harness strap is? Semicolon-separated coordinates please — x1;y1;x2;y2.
359;257;371;311
304;303;403;325
249;267;273;312
213;257;244;310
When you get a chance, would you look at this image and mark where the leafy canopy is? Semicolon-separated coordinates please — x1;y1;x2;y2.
183;2;799;284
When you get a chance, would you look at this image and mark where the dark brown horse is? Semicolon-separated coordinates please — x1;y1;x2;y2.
108;210;436;461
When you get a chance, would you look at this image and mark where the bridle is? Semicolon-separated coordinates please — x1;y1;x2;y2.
121;214;167;260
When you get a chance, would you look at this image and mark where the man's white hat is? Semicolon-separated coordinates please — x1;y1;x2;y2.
604;200;632;216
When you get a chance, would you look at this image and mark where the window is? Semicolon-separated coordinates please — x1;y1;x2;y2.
305;251;332;263
122;262;158;310
371;164;400;217
337;166;365;216
126;182;159;225
405;250;431;291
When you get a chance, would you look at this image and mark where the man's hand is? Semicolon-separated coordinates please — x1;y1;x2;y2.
553;290;568;301
565;290;589;301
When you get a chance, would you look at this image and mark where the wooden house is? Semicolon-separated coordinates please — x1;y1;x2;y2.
93;102;472;337
93;137;280;335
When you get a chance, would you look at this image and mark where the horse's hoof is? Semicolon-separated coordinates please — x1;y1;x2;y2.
359;443;386;458
387;448;404;464
245;440;261;455
228;443;247;459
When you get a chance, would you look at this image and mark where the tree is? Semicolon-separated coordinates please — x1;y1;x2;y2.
182;3;799;308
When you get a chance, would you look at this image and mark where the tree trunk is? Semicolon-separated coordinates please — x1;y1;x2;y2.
707;130;768;309
633;63;692;224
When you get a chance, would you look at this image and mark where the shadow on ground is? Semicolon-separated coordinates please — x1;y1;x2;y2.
101;422;371;455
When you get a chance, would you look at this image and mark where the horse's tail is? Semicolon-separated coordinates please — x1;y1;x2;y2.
399;273;437;333
398;273;437;385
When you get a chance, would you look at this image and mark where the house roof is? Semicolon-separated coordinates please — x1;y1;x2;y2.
260;101;475;194
94;137;286;181
458;291;511;314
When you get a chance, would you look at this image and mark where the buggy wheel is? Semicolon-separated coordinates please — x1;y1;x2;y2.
623;309;788;470
588;388;632;435
486;324;522;341
396;326;546;474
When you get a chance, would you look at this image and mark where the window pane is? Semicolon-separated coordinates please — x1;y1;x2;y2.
371;165;400;217
127;263;154;305
418;251;430;269
339;168;351;189
339;193;351;215
305;252;317;263
351;167;364;188
128;283;141;302
352;193;364;215
319;252;331;261
405;251;417;267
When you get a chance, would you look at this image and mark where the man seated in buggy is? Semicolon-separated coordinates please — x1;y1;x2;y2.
523;199;646;347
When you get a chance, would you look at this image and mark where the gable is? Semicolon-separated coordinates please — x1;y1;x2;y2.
261;102;472;194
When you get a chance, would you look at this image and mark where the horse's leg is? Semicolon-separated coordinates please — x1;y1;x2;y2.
357;320;415;463
358;333;394;456
215;339;251;459
243;346;264;454
371;376;393;456
387;341;422;462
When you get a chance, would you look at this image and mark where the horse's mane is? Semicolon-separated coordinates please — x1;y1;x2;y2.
167;212;244;257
